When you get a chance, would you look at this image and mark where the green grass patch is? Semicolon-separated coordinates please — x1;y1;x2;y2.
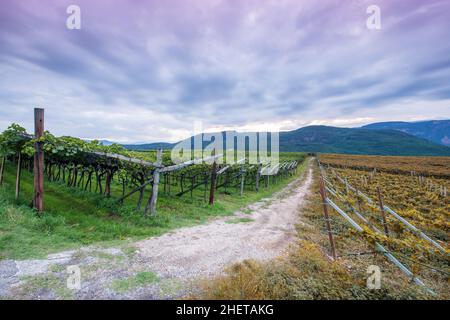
0;155;307;260
111;271;160;293
225;217;254;224
19;274;74;300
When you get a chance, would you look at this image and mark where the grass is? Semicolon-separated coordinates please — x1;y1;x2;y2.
0;156;307;260
110;271;160;293
18;274;74;300
194;240;428;300
225;217;254;224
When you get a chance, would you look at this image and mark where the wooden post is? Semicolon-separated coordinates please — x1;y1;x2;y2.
319;177;337;260
168;173;171;195
203;175;208;202
146;149;162;216
255;162;262;192
33;108;44;213
104;170;112;197
15;152;22;200
240;168;245;196
355;186;363;213
224;172;228;193
209;160;217;205
0;156;5;186
344;177;349;194
376;186;389;237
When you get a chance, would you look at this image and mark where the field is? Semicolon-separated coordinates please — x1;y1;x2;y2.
319;154;449;239
319;155;449;296
319;153;450;177
197;154;450;299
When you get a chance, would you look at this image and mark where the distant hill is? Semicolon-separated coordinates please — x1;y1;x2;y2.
123;142;174;151
121;125;450;156
362;120;450;146
278;126;450;156
83;139;117;146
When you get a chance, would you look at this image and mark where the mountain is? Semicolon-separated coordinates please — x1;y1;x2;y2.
98;140;117;146
122;125;450;156
84;139;117;146
278;126;450;156
122;142;174;151
362;120;450;146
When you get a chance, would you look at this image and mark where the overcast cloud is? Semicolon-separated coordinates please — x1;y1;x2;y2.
0;0;449;143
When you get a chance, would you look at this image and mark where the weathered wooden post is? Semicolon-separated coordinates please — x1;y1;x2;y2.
15;152;22;200
0;156;5;186
255;162;262;192
167;173;171;195
33;108;44;213
319;177;337;260
240;167;246;196
344;177;349;195
376;186;389;237
104;169;112;197
355;186;363;213
224;171;228;193
209;159;217;205
146;149;162;216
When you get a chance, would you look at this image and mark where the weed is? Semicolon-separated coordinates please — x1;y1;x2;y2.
110;271;160;293
225;217;254;224
18;274;74;300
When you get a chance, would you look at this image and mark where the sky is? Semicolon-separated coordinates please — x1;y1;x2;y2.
0;0;449;143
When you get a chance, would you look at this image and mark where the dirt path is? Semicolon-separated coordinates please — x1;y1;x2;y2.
0;160;313;299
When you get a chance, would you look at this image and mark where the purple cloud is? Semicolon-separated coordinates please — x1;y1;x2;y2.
0;0;449;142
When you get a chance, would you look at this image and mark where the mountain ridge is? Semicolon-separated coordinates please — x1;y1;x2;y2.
361;120;450;146
121;123;450;156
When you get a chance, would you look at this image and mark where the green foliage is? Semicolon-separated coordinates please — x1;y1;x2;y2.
0;124;132;160
0;123;28;156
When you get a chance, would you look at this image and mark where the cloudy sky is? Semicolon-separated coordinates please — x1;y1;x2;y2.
1;0;449;143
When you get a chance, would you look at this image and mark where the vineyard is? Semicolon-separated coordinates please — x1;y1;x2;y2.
0;121;301;213
317;154;449;296
0;114;305;260
319;153;450;178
